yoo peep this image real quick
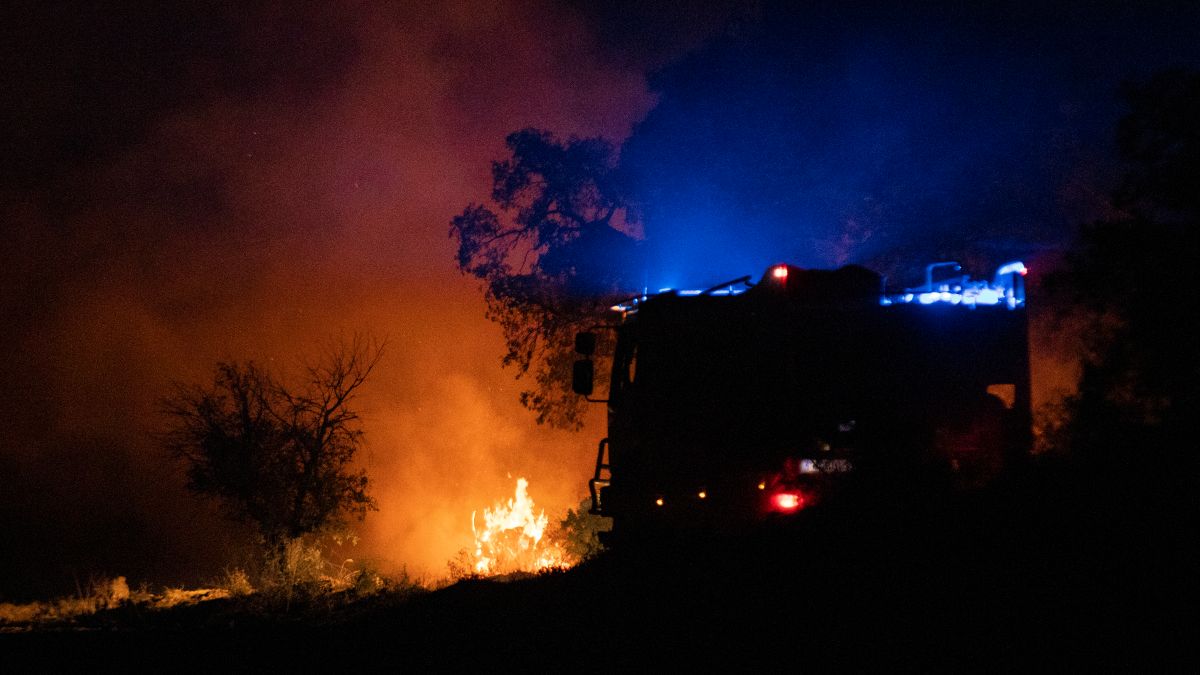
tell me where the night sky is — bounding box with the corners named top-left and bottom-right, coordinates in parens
top-left (2, 1), bottom-right (1197, 601)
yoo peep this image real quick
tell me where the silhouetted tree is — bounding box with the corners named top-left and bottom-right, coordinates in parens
top-left (451, 128), bottom-right (641, 428)
top-left (1050, 69), bottom-right (1199, 481)
top-left (162, 337), bottom-right (384, 557)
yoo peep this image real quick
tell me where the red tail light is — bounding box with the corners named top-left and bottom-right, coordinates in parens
top-left (770, 491), bottom-right (805, 513)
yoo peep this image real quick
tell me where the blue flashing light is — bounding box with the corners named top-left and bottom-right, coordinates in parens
top-left (614, 261), bottom-right (1025, 313)
top-left (976, 289), bottom-right (1000, 305)
top-left (610, 283), bottom-right (748, 313)
top-left (884, 261), bottom-right (1026, 309)
top-left (996, 261), bottom-right (1028, 277)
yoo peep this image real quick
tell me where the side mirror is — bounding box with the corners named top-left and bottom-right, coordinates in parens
top-left (575, 332), bottom-right (596, 356)
top-left (572, 359), bottom-right (594, 396)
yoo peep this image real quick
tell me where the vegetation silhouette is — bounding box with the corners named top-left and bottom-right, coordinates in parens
top-left (161, 336), bottom-right (385, 566)
top-left (1047, 68), bottom-right (1199, 489)
top-left (450, 128), bottom-right (642, 429)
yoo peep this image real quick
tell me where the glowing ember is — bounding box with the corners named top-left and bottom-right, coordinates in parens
top-left (469, 477), bottom-right (570, 576)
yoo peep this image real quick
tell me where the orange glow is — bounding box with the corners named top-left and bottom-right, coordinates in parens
top-left (698, 490), bottom-right (707, 499)
top-left (655, 497), bottom-right (664, 506)
top-left (757, 482), bottom-right (766, 490)
top-left (468, 477), bottom-right (570, 576)
top-left (0, 1), bottom-right (656, 593)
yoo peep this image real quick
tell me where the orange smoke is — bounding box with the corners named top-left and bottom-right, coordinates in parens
top-left (0, 1), bottom-right (652, 599)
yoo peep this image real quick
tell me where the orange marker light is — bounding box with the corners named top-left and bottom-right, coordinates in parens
top-left (655, 497), bottom-right (664, 506)
top-left (757, 482), bottom-right (766, 490)
top-left (698, 491), bottom-right (707, 499)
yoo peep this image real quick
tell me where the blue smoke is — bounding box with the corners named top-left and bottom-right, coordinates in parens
top-left (619, 2), bottom-right (1200, 289)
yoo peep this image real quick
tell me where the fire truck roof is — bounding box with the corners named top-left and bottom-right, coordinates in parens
top-left (611, 261), bottom-right (1027, 313)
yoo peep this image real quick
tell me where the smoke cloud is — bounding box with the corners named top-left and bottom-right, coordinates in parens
top-left (0, 1), bottom-right (664, 598)
top-left (5, 0), bottom-right (1196, 600)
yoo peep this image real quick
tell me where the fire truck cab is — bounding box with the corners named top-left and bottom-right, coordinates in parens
top-left (574, 262), bottom-right (1031, 542)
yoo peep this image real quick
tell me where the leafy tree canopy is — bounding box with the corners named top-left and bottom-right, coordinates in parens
top-left (451, 129), bottom-right (641, 428)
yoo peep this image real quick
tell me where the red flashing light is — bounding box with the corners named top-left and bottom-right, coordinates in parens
top-left (770, 491), bottom-right (805, 513)
top-left (772, 265), bottom-right (788, 281)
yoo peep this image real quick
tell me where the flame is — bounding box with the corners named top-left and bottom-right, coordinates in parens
top-left (468, 477), bottom-right (571, 576)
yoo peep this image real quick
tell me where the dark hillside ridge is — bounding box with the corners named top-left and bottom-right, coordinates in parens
top-left (4, 462), bottom-right (1193, 670)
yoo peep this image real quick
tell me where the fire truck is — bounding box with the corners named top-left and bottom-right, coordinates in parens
top-left (572, 261), bottom-right (1030, 542)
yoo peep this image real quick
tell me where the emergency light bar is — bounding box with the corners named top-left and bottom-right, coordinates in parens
top-left (611, 261), bottom-right (1027, 313)
top-left (882, 260), bottom-right (1026, 308)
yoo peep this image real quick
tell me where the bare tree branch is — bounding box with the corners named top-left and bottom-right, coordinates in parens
top-left (160, 336), bottom-right (386, 557)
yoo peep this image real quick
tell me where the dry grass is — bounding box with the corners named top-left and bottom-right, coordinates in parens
top-left (0, 575), bottom-right (233, 630)
top-left (0, 548), bottom-right (423, 632)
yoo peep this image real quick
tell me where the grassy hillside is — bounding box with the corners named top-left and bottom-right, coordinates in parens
top-left (2, 462), bottom-right (1193, 670)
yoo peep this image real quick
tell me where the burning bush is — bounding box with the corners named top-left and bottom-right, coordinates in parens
top-left (449, 478), bottom-right (608, 579)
